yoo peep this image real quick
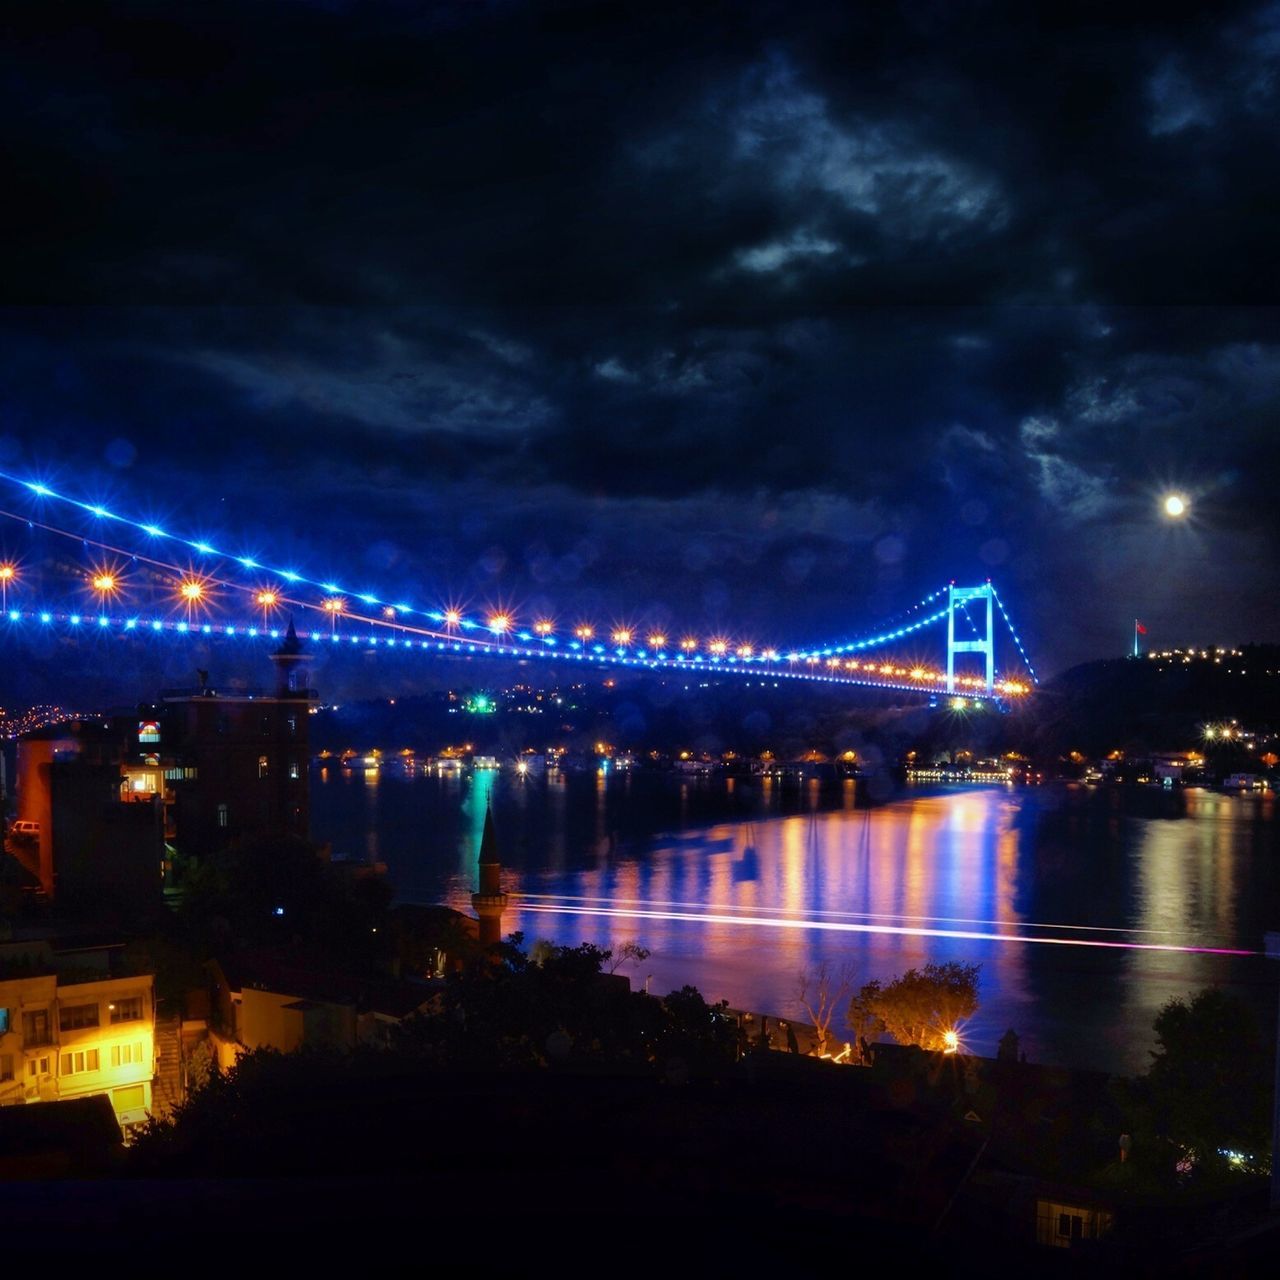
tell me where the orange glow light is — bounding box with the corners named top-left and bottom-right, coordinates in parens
top-left (0, 564), bottom-right (15, 581)
top-left (178, 579), bottom-right (205, 602)
top-left (612, 629), bottom-right (633, 646)
top-left (444, 608), bottom-right (462, 626)
top-left (647, 633), bottom-right (666, 649)
top-left (323, 596), bottom-right (345, 614)
top-left (575, 624), bottom-right (594, 641)
top-left (489, 613), bottom-right (511, 633)
top-left (534, 619), bottom-right (554, 635)
top-left (256, 589), bottom-right (279, 608)
top-left (92, 573), bottom-right (117, 593)
top-left (680, 637), bottom-right (697, 651)
top-left (709, 639), bottom-right (728, 656)
top-left (737, 645), bottom-right (753, 658)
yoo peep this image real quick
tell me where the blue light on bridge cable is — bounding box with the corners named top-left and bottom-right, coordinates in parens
top-left (143, 524), bottom-right (166, 537)
top-left (98, 616), bottom-right (109, 627)
top-left (69, 615), bottom-right (81, 625)
top-left (40, 612), bottom-right (52, 623)
top-left (7, 610), bottom-right (17, 622)
top-left (151, 620), bottom-right (162, 631)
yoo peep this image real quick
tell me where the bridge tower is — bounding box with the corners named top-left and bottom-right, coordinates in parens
top-left (946, 583), bottom-right (995, 695)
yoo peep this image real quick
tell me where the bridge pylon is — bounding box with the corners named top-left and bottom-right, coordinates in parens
top-left (946, 583), bottom-right (994, 695)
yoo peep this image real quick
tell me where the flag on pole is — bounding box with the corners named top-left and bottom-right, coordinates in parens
top-left (1135, 622), bottom-right (1147, 634)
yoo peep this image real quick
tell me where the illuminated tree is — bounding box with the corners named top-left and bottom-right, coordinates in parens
top-left (848, 962), bottom-right (980, 1053)
top-left (796, 960), bottom-right (855, 1057)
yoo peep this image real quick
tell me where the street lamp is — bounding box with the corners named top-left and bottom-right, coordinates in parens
top-left (0, 562), bottom-right (16, 612)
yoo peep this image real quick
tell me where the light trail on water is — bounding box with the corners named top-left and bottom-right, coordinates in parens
top-left (514, 899), bottom-right (1259, 956)
top-left (516, 891), bottom-right (1202, 937)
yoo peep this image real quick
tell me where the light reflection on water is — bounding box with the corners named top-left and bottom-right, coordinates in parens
top-left (312, 770), bottom-right (1277, 1073)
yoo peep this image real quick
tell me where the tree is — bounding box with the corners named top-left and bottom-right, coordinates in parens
top-left (606, 940), bottom-right (651, 975)
top-left (849, 962), bottom-right (980, 1052)
top-left (796, 960), bottom-right (855, 1057)
top-left (1145, 987), bottom-right (1272, 1177)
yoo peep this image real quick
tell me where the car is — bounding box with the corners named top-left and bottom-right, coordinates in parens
top-left (7, 820), bottom-right (40, 839)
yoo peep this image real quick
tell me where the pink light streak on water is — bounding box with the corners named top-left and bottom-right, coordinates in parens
top-left (517, 900), bottom-right (1258, 956)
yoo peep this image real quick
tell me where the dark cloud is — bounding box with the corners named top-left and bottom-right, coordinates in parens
top-left (2, 1), bottom-right (1279, 682)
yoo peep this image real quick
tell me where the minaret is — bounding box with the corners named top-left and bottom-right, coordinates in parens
top-left (269, 618), bottom-right (313, 696)
top-left (471, 805), bottom-right (509, 948)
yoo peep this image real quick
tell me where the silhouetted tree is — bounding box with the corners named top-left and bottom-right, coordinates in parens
top-left (1145, 988), bottom-right (1272, 1178)
top-left (796, 960), bottom-right (854, 1057)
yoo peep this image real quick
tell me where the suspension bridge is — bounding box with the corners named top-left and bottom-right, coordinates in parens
top-left (0, 469), bottom-right (1037, 702)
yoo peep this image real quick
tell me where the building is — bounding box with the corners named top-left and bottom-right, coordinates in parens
top-left (4, 624), bottom-right (318, 899)
top-left (0, 940), bottom-right (157, 1131)
top-left (156, 622), bottom-right (317, 858)
top-left (206, 950), bottom-right (434, 1069)
top-left (8, 721), bottom-right (165, 907)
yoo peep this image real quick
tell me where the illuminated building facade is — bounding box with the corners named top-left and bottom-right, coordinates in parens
top-left (0, 942), bottom-right (156, 1130)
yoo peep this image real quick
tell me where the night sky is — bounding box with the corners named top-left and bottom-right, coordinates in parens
top-left (3, 1), bottom-right (1280, 681)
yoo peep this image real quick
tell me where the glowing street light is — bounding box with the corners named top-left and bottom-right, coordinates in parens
top-left (256, 589), bottom-right (280, 627)
top-left (1163, 493), bottom-right (1189, 518)
top-left (611, 628), bottom-right (633, 647)
top-left (647, 632), bottom-right (667, 650)
top-left (444, 608), bottom-right (462, 628)
top-left (534, 619), bottom-right (554, 636)
top-left (942, 1029), bottom-right (960, 1054)
top-left (488, 612), bottom-right (511, 635)
top-left (709, 639), bottom-right (728, 657)
top-left (91, 570), bottom-right (119, 603)
top-left (574, 624), bottom-right (594, 642)
top-left (0, 562), bottom-right (16, 611)
top-left (322, 596), bottom-right (346, 635)
top-left (680, 637), bottom-right (697, 652)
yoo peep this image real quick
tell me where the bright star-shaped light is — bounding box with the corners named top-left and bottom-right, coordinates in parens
top-left (1163, 493), bottom-right (1188, 518)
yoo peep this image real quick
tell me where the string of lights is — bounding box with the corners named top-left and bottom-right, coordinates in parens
top-left (0, 470), bottom-right (1035, 691)
top-left (0, 604), bottom-right (1020, 697)
top-left (990, 583), bottom-right (1039, 685)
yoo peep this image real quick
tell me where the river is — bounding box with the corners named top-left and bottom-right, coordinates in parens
top-left (311, 765), bottom-right (1279, 1074)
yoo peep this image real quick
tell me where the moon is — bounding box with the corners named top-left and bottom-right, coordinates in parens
top-left (1163, 493), bottom-right (1188, 518)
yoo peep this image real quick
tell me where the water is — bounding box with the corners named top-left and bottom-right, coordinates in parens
top-left (312, 765), bottom-right (1279, 1073)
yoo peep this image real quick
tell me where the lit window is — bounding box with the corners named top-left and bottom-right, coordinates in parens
top-left (138, 720), bottom-right (161, 744)
top-left (258, 755), bottom-right (269, 779)
top-left (109, 996), bottom-right (144, 1024)
top-left (59, 1049), bottom-right (100, 1076)
top-left (288, 760), bottom-right (300, 780)
top-left (58, 1003), bottom-right (100, 1031)
top-left (0, 1007), bottom-right (8, 1035)
top-left (0, 1054), bottom-right (13, 1082)
top-left (286, 715), bottom-right (298, 737)
top-left (216, 803), bottom-right (229, 828)
top-left (111, 1043), bottom-right (145, 1067)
